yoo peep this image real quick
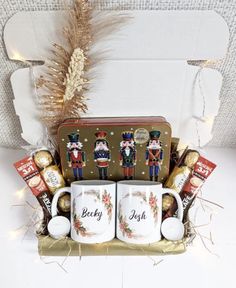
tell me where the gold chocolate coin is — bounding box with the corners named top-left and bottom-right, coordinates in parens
top-left (34, 150), bottom-right (53, 168)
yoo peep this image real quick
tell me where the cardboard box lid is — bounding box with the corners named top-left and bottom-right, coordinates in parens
top-left (5, 10), bottom-right (229, 147)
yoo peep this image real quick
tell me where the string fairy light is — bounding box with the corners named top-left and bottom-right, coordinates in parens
top-left (10, 190), bottom-right (44, 241)
top-left (184, 189), bottom-right (224, 257)
top-left (9, 51), bottom-right (71, 268)
top-left (191, 59), bottom-right (219, 148)
top-left (11, 186), bottom-right (73, 271)
top-left (179, 66), bottom-right (224, 255)
top-left (11, 49), bottom-right (57, 150)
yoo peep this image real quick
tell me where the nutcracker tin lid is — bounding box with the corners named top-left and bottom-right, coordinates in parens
top-left (58, 117), bottom-right (171, 184)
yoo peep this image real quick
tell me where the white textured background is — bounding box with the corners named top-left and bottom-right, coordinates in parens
top-left (0, 0), bottom-right (236, 148)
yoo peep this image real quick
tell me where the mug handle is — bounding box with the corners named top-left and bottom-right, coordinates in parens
top-left (161, 189), bottom-right (183, 221)
top-left (51, 187), bottom-right (71, 217)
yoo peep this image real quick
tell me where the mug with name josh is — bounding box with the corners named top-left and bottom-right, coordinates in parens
top-left (51, 180), bottom-right (116, 243)
top-left (116, 180), bottom-right (183, 244)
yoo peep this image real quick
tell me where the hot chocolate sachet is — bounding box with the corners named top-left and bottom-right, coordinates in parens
top-left (14, 156), bottom-right (53, 234)
top-left (164, 155), bottom-right (216, 220)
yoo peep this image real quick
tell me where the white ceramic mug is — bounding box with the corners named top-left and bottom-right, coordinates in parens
top-left (116, 180), bottom-right (183, 244)
top-left (51, 180), bottom-right (116, 243)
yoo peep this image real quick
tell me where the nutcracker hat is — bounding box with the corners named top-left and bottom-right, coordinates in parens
top-left (95, 131), bottom-right (107, 139)
top-left (68, 133), bottom-right (80, 143)
top-left (122, 131), bottom-right (134, 140)
top-left (149, 130), bottom-right (161, 140)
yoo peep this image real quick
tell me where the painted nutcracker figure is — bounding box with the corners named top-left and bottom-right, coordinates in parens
top-left (66, 133), bottom-right (86, 181)
top-left (119, 131), bottom-right (136, 180)
top-left (94, 131), bottom-right (111, 180)
top-left (145, 131), bottom-right (163, 181)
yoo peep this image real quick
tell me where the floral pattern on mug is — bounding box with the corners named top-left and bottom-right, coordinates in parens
top-left (149, 192), bottom-right (158, 222)
top-left (118, 214), bottom-right (133, 238)
top-left (102, 190), bottom-right (113, 221)
top-left (73, 215), bottom-right (97, 237)
top-left (80, 190), bottom-right (100, 200)
top-left (72, 199), bottom-right (96, 237)
top-left (118, 192), bottom-right (158, 240)
top-left (132, 191), bottom-right (147, 202)
top-left (73, 215), bottom-right (86, 236)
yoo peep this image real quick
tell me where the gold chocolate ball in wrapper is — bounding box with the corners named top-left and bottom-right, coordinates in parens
top-left (41, 165), bottom-right (65, 194)
top-left (58, 194), bottom-right (71, 213)
top-left (184, 151), bottom-right (200, 168)
top-left (162, 194), bottom-right (175, 211)
top-left (34, 150), bottom-right (53, 168)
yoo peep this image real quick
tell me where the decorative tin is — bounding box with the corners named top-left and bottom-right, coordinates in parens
top-left (58, 117), bottom-right (171, 184)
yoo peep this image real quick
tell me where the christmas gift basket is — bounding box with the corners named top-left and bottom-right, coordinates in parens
top-left (14, 119), bottom-right (215, 256)
top-left (8, 0), bottom-right (224, 257)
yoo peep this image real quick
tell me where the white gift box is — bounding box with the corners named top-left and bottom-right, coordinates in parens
top-left (4, 10), bottom-right (229, 146)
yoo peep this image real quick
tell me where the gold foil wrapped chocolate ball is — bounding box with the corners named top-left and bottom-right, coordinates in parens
top-left (41, 165), bottom-right (65, 194)
top-left (34, 150), bottom-right (53, 169)
top-left (58, 194), bottom-right (71, 213)
top-left (184, 151), bottom-right (200, 168)
top-left (162, 194), bottom-right (175, 211)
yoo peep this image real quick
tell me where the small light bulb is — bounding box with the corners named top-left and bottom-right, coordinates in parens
top-left (15, 186), bottom-right (27, 200)
top-left (12, 51), bottom-right (25, 61)
top-left (9, 229), bottom-right (22, 240)
top-left (203, 116), bottom-right (214, 126)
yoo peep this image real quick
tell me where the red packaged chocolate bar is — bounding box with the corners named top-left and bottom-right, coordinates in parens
top-left (14, 157), bottom-right (53, 233)
top-left (164, 156), bottom-right (216, 219)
